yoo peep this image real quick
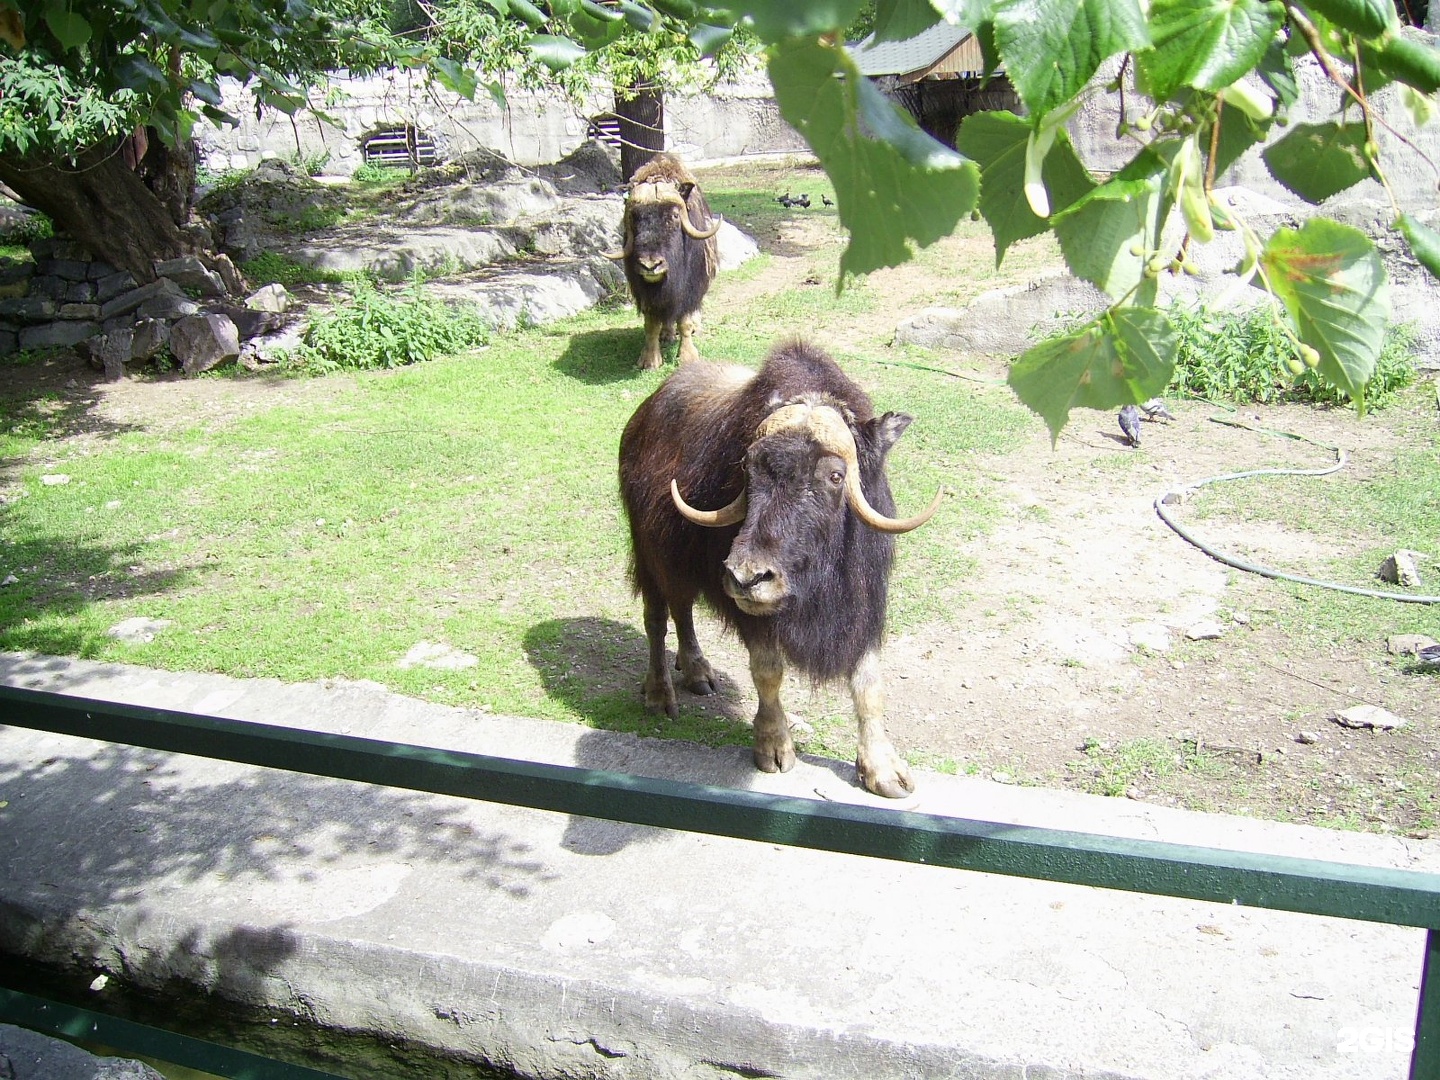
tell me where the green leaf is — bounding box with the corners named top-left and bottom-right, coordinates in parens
top-left (529, 34), bottom-right (588, 72)
top-left (689, 23), bottom-right (733, 55)
top-left (769, 38), bottom-right (979, 281)
top-left (1261, 122), bottom-right (1370, 204)
top-left (1371, 32), bottom-right (1440, 95)
top-left (1303, 0), bottom-right (1395, 38)
top-left (992, 0), bottom-right (1149, 117)
top-left (727, 0), bottom-right (869, 41)
top-left (957, 109), bottom-right (1096, 266)
top-left (1052, 176), bottom-right (1164, 301)
top-left (115, 55), bottom-right (169, 93)
top-left (43, 4), bottom-right (91, 49)
top-left (1261, 218), bottom-right (1389, 413)
top-left (651, 0), bottom-right (698, 18)
top-left (615, 0), bottom-right (655, 31)
top-left (432, 57), bottom-right (478, 101)
top-left (506, 0), bottom-right (548, 28)
top-left (1137, 0), bottom-right (1284, 101)
top-left (1007, 308), bottom-right (1177, 444)
top-left (871, 0), bottom-right (948, 43)
top-left (1398, 214), bottom-right (1440, 284)
top-left (187, 79), bottom-right (225, 107)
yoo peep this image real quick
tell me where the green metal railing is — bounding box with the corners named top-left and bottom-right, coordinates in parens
top-left (3, 683), bottom-right (1439, 1079)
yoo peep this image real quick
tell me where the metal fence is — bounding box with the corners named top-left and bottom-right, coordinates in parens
top-left (2, 683), bottom-right (1438, 1079)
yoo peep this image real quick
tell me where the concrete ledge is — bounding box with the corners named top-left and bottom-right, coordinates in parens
top-left (0, 652), bottom-right (1431, 1079)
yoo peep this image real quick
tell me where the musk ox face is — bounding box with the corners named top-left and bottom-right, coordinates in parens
top-left (673, 401), bottom-right (941, 617)
top-left (629, 187), bottom-right (693, 285)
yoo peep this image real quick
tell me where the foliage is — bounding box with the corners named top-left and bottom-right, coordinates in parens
top-left (194, 166), bottom-right (254, 195)
top-left (239, 251), bottom-right (351, 287)
top-left (529, 0), bottom-right (1440, 437)
top-left (0, 207), bottom-right (51, 245)
top-left (351, 162), bottom-right (412, 185)
top-left (1168, 304), bottom-right (1417, 407)
top-left (284, 273), bottom-right (489, 371)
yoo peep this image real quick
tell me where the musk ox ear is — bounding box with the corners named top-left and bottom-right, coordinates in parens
top-left (678, 181), bottom-right (696, 200)
top-left (867, 411), bottom-right (914, 456)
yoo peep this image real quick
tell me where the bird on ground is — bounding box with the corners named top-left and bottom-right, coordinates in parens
top-left (821, 194), bottom-right (834, 207)
top-left (794, 193), bottom-right (811, 208)
top-left (1140, 398), bottom-right (1175, 421)
top-left (776, 192), bottom-right (793, 207)
top-left (1118, 405), bottom-right (1143, 447)
top-left (1418, 644), bottom-right (1440, 666)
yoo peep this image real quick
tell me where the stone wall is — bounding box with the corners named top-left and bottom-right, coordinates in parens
top-left (193, 69), bottom-right (809, 178)
top-left (0, 239), bottom-right (285, 370)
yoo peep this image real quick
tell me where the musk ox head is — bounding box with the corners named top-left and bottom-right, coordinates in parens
top-left (604, 178), bottom-right (720, 283)
top-left (671, 399), bottom-right (941, 616)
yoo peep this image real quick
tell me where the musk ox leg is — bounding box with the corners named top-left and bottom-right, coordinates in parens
top-left (850, 648), bottom-right (914, 798)
top-left (670, 601), bottom-right (716, 696)
top-left (642, 593), bottom-right (679, 719)
top-left (638, 313), bottom-right (665, 370)
top-left (677, 311), bottom-right (701, 365)
top-left (748, 638), bottom-right (795, 774)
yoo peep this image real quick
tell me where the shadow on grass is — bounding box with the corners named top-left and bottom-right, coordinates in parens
top-left (551, 325), bottom-right (656, 385)
top-left (0, 350), bottom-right (146, 462)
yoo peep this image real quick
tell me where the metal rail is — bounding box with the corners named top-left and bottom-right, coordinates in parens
top-left (2, 683), bottom-right (1438, 1079)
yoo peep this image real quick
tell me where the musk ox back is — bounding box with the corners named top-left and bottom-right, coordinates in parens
top-left (605, 153), bottom-right (720, 369)
top-left (618, 340), bottom-right (942, 797)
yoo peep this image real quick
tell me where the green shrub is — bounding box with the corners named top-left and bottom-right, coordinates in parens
top-left (195, 167), bottom-right (253, 195)
top-left (286, 274), bottom-right (489, 372)
top-left (292, 149), bottom-right (332, 176)
top-left (0, 211), bottom-right (53, 246)
top-left (351, 163), bottom-right (411, 186)
top-left (240, 252), bottom-right (351, 288)
top-left (1167, 304), bottom-right (1416, 408)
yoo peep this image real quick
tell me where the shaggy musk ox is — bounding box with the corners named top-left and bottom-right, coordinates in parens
top-left (605, 153), bottom-right (720, 370)
top-left (618, 341), bottom-right (942, 797)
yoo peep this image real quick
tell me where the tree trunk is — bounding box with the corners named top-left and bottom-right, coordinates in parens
top-left (0, 138), bottom-right (189, 284)
top-left (615, 81), bottom-right (665, 181)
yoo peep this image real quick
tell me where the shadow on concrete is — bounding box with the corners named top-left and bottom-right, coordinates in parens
top-left (0, 735), bottom-right (559, 915)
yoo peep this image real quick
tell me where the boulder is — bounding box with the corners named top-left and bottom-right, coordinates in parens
top-left (171, 313), bottom-right (240, 375)
top-left (154, 254), bottom-right (226, 297)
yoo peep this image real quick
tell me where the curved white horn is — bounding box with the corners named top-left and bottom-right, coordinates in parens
top-left (671, 479), bottom-right (747, 527)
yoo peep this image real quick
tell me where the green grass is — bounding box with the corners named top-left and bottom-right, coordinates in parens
top-left (240, 252), bottom-right (355, 289)
top-left (1068, 737), bottom-right (1225, 798)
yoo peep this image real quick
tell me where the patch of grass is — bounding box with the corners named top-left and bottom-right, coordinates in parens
top-left (351, 163), bottom-right (413, 187)
top-left (240, 252), bottom-right (353, 288)
top-left (1168, 303), bottom-right (1417, 408)
top-left (195, 167), bottom-right (254, 195)
top-left (1068, 736), bottom-right (1222, 797)
top-left (273, 204), bottom-right (348, 235)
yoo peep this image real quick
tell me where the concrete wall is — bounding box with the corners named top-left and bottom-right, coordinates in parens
top-left (194, 69), bottom-right (809, 176)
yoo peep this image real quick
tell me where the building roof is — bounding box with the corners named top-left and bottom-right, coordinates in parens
top-left (850, 21), bottom-right (977, 78)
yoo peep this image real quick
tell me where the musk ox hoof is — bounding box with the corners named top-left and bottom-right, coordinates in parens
top-left (857, 755), bottom-right (915, 799)
top-left (753, 735), bottom-right (796, 774)
top-left (643, 672), bottom-right (679, 719)
top-left (675, 655), bottom-right (717, 696)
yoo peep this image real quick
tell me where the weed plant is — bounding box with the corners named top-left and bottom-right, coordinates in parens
top-left (285, 274), bottom-right (489, 372)
top-left (1167, 303), bottom-right (1416, 407)
top-left (240, 252), bottom-right (352, 288)
top-left (351, 163), bottom-right (412, 186)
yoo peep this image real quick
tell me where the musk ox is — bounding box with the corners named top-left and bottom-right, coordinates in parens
top-left (605, 153), bottom-right (720, 370)
top-left (618, 340), bottom-right (942, 797)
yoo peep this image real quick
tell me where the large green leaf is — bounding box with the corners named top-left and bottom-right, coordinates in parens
top-left (1261, 219), bottom-right (1388, 413)
top-left (771, 38), bottom-right (980, 280)
top-left (528, 33), bottom-right (588, 72)
top-left (722, 0), bottom-right (868, 41)
top-left (1261, 122), bottom-right (1371, 204)
top-left (956, 109), bottom-right (1096, 266)
top-left (871, 0), bottom-right (948, 43)
top-left (43, 2), bottom-right (91, 48)
top-left (1007, 308), bottom-right (1178, 443)
top-left (1137, 0), bottom-right (1284, 101)
top-left (992, 0), bottom-right (1149, 117)
top-left (1052, 176), bottom-right (1164, 301)
top-left (1303, 0), bottom-right (1395, 38)
top-left (1371, 32), bottom-right (1440, 95)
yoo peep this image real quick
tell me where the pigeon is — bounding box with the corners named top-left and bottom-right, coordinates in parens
top-left (1140, 398), bottom-right (1175, 421)
top-left (776, 192), bottom-right (794, 207)
top-left (794, 193), bottom-right (811, 208)
top-left (821, 194), bottom-right (834, 207)
top-left (1118, 404), bottom-right (1143, 447)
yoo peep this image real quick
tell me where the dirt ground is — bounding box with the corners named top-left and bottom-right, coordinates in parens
top-left (6, 172), bottom-right (1439, 838)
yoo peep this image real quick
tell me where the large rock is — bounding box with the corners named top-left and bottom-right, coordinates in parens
top-left (19, 320), bottom-right (100, 350)
top-left (171, 313), bottom-right (240, 375)
top-left (0, 1024), bottom-right (164, 1080)
top-left (894, 271), bottom-right (1110, 357)
top-left (154, 254), bottom-right (226, 297)
top-left (99, 279), bottom-right (187, 321)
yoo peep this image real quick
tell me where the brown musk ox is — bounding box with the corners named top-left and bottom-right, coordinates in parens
top-left (618, 340), bottom-right (943, 798)
top-left (604, 153), bottom-right (720, 370)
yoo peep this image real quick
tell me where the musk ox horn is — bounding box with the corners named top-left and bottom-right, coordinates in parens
top-left (602, 231), bottom-right (632, 261)
top-left (757, 403), bottom-right (942, 535)
top-left (671, 479), bottom-right (747, 527)
top-left (650, 187), bottom-right (722, 241)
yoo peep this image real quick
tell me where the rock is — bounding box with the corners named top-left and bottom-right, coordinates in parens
top-left (130, 318), bottom-right (170, 361)
top-left (136, 293), bottom-right (201, 321)
top-left (396, 641), bottom-right (479, 670)
top-left (1, 574), bottom-right (17, 586)
top-left (1377, 550), bottom-right (1425, 587)
top-left (100, 278), bottom-right (188, 320)
top-left (19, 319), bottom-right (101, 350)
top-left (94, 270), bottom-right (139, 303)
top-left (154, 254), bottom-right (226, 297)
top-left (1127, 622), bottom-right (1172, 652)
top-left (0, 296), bottom-right (60, 322)
top-left (106, 616), bottom-right (172, 644)
top-left (246, 282), bottom-right (292, 313)
top-left (1333, 704), bottom-right (1407, 731)
top-left (716, 220), bottom-right (760, 271)
top-left (100, 328), bottom-right (133, 381)
top-left (171, 313), bottom-right (240, 375)
top-left (1185, 620), bottom-right (1226, 641)
top-left (1388, 633), bottom-right (1438, 657)
top-left (41, 474), bottom-right (70, 486)
top-left (893, 271), bottom-right (1110, 355)
top-left (1295, 731), bottom-right (1320, 745)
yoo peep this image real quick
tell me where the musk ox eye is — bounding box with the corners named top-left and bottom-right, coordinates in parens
top-left (828, 470), bottom-right (843, 486)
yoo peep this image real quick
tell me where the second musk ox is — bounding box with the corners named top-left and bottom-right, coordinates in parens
top-left (618, 340), bottom-right (942, 797)
top-left (605, 153), bottom-right (720, 370)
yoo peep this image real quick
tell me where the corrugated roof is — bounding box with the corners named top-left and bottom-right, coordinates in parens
top-left (849, 21), bottom-right (975, 78)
